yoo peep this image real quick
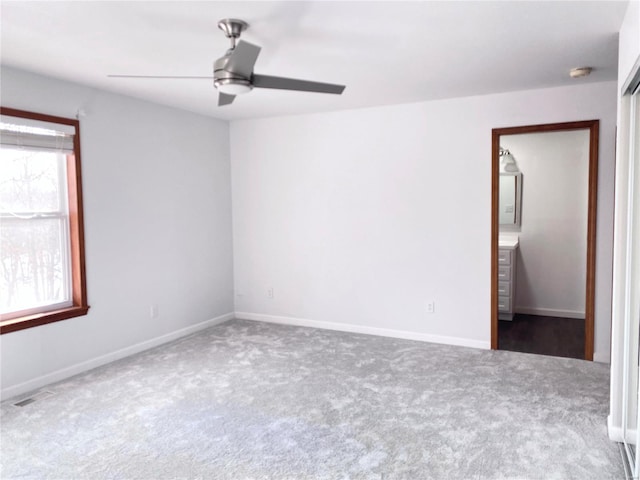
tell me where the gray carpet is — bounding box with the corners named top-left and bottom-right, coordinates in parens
top-left (0, 319), bottom-right (623, 479)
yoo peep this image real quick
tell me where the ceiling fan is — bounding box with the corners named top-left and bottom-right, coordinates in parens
top-left (109, 18), bottom-right (346, 107)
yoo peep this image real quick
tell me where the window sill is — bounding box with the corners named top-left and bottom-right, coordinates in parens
top-left (0, 305), bottom-right (90, 334)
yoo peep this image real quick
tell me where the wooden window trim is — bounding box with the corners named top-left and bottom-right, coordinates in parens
top-left (0, 107), bottom-right (89, 334)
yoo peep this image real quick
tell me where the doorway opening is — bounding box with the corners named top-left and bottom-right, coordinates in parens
top-left (491, 120), bottom-right (599, 360)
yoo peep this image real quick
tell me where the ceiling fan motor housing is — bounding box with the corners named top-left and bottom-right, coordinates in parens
top-left (213, 55), bottom-right (253, 93)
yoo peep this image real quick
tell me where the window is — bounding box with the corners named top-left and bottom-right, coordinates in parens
top-left (0, 107), bottom-right (88, 334)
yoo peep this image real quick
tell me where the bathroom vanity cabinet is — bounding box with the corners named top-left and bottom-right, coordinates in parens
top-left (498, 239), bottom-right (518, 321)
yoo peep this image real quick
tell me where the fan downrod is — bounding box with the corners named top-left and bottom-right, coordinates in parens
top-left (218, 19), bottom-right (248, 48)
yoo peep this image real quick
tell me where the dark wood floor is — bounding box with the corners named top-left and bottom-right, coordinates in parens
top-left (498, 314), bottom-right (585, 360)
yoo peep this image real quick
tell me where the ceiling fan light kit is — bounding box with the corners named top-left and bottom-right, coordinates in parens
top-left (109, 18), bottom-right (345, 108)
top-left (215, 79), bottom-right (253, 95)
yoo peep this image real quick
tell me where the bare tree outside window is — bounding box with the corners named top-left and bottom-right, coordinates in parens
top-left (0, 148), bottom-right (70, 313)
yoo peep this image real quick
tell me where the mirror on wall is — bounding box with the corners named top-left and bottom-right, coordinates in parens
top-left (499, 172), bottom-right (522, 227)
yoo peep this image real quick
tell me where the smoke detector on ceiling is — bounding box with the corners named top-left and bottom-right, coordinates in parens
top-left (570, 67), bottom-right (593, 79)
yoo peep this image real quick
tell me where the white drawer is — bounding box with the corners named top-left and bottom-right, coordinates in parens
top-left (498, 250), bottom-right (512, 266)
top-left (497, 281), bottom-right (511, 296)
top-left (498, 296), bottom-right (511, 312)
top-left (498, 265), bottom-right (511, 281)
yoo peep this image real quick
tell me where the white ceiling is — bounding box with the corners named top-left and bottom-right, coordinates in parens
top-left (0, 1), bottom-right (628, 121)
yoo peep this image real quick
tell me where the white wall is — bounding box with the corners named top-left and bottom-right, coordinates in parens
top-left (501, 130), bottom-right (590, 318)
top-left (0, 67), bottom-right (235, 399)
top-left (0, 72), bottom-right (618, 401)
top-left (231, 81), bottom-right (617, 361)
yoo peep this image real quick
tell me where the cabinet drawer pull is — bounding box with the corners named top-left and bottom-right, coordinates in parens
top-left (498, 250), bottom-right (512, 265)
top-left (498, 266), bottom-right (511, 281)
top-left (498, 296), bottom-right (511, 312)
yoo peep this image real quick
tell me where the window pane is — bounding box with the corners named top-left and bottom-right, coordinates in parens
top-left (0, 217), bottom-right (70, 314)
top-left (0, 148), bottom-right (67, 213)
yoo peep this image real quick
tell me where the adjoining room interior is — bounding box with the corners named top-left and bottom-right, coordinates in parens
top-left (1, 1), bottom-right (639, 478)
top-left (492, 121), bottom-right (599, 361)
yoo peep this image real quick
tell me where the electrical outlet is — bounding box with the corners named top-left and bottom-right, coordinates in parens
top-left (268, 287), bottom-right (274, 299)
top-left (426, 301), bottom-right (435, 314)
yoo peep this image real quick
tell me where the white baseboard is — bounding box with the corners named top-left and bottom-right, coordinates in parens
top-left (235, 312), bottom-right (490, 350)
top-left (608, 414), bottom-right (637, 443)
top-left (1, 312), bottom-right (235, 401)
top-left (593, 351), bottom-right (611, 364)
top-left (514, 307), bottom-right (585, 319)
